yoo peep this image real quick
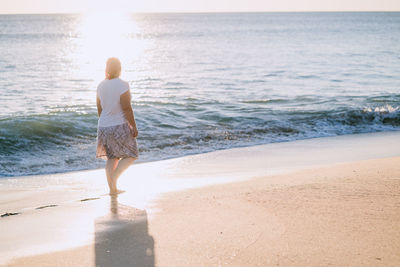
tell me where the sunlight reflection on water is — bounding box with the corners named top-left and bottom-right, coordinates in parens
top-left (69, 12), bottom-right (151, 85)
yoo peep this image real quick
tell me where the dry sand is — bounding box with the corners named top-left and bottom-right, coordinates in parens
top-left (149, 157), bottom-right (400, 266)
top-left (1, 132), bottom-right (400, 266)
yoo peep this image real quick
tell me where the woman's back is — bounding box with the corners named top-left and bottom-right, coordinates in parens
top-left (96, 57), bottom-right (138, 195)
top-left (97, 78), bottom-right (129, 127)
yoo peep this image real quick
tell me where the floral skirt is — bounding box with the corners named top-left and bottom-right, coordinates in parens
top-left (96, 123), bottom-right (139, 160)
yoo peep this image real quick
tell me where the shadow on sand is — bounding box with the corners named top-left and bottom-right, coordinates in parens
top-left (95, 195), bottom-right (155, 267)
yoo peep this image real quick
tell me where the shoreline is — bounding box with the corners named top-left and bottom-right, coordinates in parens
top-left (2, 129), bottom-right (400, 180)
top-left (1, 130), bottom-right (399, 216)
top-left (1, 131), bottom-right (399, 266)
top-left (1, 130), bottom-right (399, 213)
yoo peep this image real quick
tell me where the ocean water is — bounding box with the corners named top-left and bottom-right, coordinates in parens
top-left (0, 12), bottom-right (399, 177)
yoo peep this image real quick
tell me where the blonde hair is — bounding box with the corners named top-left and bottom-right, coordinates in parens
top-left (105, 57), bottom-right (121, 79)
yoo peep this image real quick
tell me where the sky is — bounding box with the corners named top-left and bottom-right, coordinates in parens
top-left (0, 0), bottom-right (399, 14)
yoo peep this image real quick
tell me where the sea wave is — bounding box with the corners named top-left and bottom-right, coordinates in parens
top-left (0, 112), bottom-right (96, 155)
top-left (0, 105), bottom-right (399, 177)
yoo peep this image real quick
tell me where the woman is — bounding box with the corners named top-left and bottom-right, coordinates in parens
top-left (96, 57), bottom-right (139, 195)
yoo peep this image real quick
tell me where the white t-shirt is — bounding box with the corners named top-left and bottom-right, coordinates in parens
top-left (97, 78), bottom-right (130, 127)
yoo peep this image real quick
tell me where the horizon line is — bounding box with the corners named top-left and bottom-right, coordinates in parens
top-left (1, 10), bottom-right (400, 15)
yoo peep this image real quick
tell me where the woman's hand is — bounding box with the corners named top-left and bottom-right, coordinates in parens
top-left (131, 127), bottom-right (139, 138)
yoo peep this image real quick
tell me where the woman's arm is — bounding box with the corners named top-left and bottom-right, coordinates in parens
top-left (96, 95), bottom-right (102, 117)
top-left (120, 90), bottom-right (138, 137)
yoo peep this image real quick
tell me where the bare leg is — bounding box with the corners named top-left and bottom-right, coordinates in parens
top-left (105, 158), bottom-right (119, 193)
top-left (113, 157), bottom-right (136, 183)
top-left (106, 157), bottom-right (136, 195)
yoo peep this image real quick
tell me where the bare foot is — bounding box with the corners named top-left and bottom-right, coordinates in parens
top-left (109, 189), bottom-right (125, 196)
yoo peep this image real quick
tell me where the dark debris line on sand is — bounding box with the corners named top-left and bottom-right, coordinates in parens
top-left (1, 196), bottom-right (103, 218)
top-left (35, 204), bottom-right (58, 210)
top-left (1, 212), bottom-right (20, 217)
top-left (80, 197), bottom-right (101, 202)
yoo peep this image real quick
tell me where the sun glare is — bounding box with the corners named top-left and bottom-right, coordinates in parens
top-left (79, 12), bottom-right (141, 59)
top-left (73, 11), bottom-right (148, 81)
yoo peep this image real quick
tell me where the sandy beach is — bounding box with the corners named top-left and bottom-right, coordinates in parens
top-left (1, 9), bottom-right (400, 267)
top-left (1, 131), bottom-right (400, 266)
